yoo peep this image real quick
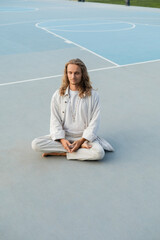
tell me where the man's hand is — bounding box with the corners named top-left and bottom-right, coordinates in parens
top-left (60, 139), bottom-right (72, 153)
top-left (81, 141), bottom-right (92, 149)
top-left (70, 138), bottom-right (91, 153)
top-left (60, 138), bottom-right (92, 153)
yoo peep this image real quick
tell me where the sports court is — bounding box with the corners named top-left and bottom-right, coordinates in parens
top-left (0, 0), bottom-right (160, 239)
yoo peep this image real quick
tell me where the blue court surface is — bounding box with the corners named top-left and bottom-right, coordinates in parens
top-left (0, 1), bottom-right (160, 240)
top-left (37, 17), bottom-right (160, 65)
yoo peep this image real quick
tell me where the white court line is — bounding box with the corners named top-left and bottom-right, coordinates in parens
top-left (133, 22), bottom-right (160, 27)
top-left (0, 21), bottom-right (38, 27)
top-left (0, 74), bottom-right (62, 87)
top-left (1, 18), bottom-right (159, 87)
top-left (0, 16), bottom-right (159, 27)
top-left (1, 59), bottom-right (160, 87)
top-left (47, 21), bottom-right (126, 28)
top-left (35, 21), bottom-right (119, 67)
top-left (47, 21), bottom-right (136, 33)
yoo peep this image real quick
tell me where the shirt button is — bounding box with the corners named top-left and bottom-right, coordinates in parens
top-left (62, 111), bottom-right (64, 113)
top-left (65, 101), bottom-right (67, 103)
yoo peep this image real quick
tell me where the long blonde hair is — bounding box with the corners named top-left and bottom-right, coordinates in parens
top-left (59, 59), bottom-right (92, 98)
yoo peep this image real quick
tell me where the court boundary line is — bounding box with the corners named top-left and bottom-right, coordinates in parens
top-left (1, 17), bottom-right (160, 87)
top-left (35, 21), bottom-right (119, 67)
top-left (47, 21), bottom-right (136, 33)
top-left (0, 59), bottom-right (160, 87)
top-left (35, 18), bottom-right (159, 66)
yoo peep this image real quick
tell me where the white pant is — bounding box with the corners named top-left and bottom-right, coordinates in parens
top-left (32, 135), bottom-right (105, 161)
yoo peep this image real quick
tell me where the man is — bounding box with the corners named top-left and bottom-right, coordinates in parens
top-left (32, 59), bottom-right (113, 160)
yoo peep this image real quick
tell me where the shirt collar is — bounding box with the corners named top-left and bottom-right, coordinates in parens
top-left (64, 87), bottom-right (70, 96)
top-left (64, 87), bottom-right (86, 98)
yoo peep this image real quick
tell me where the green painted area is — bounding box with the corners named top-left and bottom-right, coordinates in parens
top-left (86, 0), bottom-right (160, 8)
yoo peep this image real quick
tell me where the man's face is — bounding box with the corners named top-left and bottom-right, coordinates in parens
top-left (67, 64), bottom-right (82, 90)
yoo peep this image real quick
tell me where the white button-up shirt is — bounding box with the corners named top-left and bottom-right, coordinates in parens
top-left (50, 87), bottom-right (114, 151)
top-left (63, 89), bottom-right (88, 136)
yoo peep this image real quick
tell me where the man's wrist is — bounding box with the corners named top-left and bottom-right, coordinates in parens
top-left (79, 138), bottom-right (86, 145)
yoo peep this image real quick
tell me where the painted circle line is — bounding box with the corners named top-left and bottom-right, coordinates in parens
top-left (40, 21), bottom-right (136, 32)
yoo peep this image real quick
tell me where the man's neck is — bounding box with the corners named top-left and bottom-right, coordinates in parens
top-left (69, 85), bottom-right (79, 91)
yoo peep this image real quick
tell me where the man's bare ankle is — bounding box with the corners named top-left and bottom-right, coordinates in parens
top-left (42, 152), bottom-right (66, 157)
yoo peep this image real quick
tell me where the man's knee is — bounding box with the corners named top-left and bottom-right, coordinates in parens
top-left (90, 143), bottom-right (105, 160)
top-left (31, 138), bottom-right (41, 152)
top-left (95, 148), bottom-right (105, 160)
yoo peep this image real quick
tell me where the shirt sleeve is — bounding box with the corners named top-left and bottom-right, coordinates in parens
top-left (50, 91), bottom-right (65, 141)
top-left (82, 91), bottom-right (100, 142)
